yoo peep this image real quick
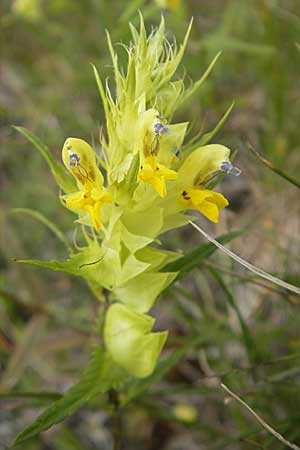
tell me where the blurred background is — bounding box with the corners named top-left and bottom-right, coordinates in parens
top-left (1, 0), bottom-right (300, 449)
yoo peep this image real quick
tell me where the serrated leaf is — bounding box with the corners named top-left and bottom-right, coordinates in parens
top-left (13, 254), bottom-right (100, 298)
top-left (14, 126), bottom-right (76, 193)
top-left (13, 347), bottom-right (126, 446)
top-left (14, 257), bottom-right (82, 276)
top-left (160, 230), bottom-right (243, 275)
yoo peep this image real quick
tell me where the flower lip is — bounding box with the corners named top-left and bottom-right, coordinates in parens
top-left (179, 188), bottom-right (229, 223)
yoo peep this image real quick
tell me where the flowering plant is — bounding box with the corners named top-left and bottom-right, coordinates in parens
top-left (13, 16), bottom-right (239, 445)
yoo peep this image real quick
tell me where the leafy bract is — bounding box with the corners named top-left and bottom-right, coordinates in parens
top-left (104, 303), bottom-right (167, 378)
top-left (122, 335), bottom-right (206, 405)
top-left (114, 271), bottom-right (177, 313)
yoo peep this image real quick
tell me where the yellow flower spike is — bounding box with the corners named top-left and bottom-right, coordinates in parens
top-left (62, 137), bottom-right (104, 189)
top-left (180, 188), bottom-right (228, 223)
top-left (139, 155), bottom-right (178, 197)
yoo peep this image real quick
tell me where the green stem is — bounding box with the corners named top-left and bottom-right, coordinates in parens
top-left (109, 389), bottom-right (123, 450)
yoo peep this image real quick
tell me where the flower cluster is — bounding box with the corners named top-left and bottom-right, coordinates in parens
top-left (59, 17), bottom-right (239, 377)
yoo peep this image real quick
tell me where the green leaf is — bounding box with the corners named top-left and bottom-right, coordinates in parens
top-left (92, 64), bottom-right (110, 120)
top-left (13, 347), bottom-right (125, 446)
top-left (13, 252), bottom-right (102, 298)
top-left (10, 208), bottom-right (72, 252)
top-left (182, 102), bottom-right (235, 157)
top-left (13, 257), bottom-right (82, 276)
top-left (160, 230), bottom-right (243, 276)
top-left (14, 126), bottom-right (76, 193)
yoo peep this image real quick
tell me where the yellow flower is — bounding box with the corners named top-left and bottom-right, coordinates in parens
top-left (139, 155), bottom-right (178, 197)
top-left (61, 138), bottom-right (111, 230)
top-left (180, 188), bottom-right (228, 223)
top-left (64, 185), bottom-right (112, 231)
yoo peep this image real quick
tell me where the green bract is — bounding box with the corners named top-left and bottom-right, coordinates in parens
top-left (104, 303), bottom-right (167, 378)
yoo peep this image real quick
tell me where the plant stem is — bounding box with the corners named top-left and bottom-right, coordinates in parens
top-left (109, 389), bottom-right (123, 450)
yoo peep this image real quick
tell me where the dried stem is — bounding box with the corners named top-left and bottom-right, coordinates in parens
top-left (221, 383), bottom-right (300, 450)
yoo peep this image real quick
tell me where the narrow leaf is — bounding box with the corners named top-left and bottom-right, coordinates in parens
top-left (13, 258), bottom-right (82, 276)
top-left (10, 208), bottom-right (72, 252)
top-left (13, 347), bottom-right (125, 445)
top-left (14, 127), bottom-right (75, 193)
top-left (179, 51), bottom-right (221, 108)
top-left (92, 64), bottom-right (109, 118)
top-left (198, 102), bottom-right (235, 146)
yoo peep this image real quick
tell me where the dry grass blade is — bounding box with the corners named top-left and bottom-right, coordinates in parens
top-left (0, 316), bottom-right (46, 390)
top-left (248, 143), bottom-right (300, 188)
top-left (221, 383), bottom-right (300, 450)
top-left (189, 221), bottom-right (300, 296)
